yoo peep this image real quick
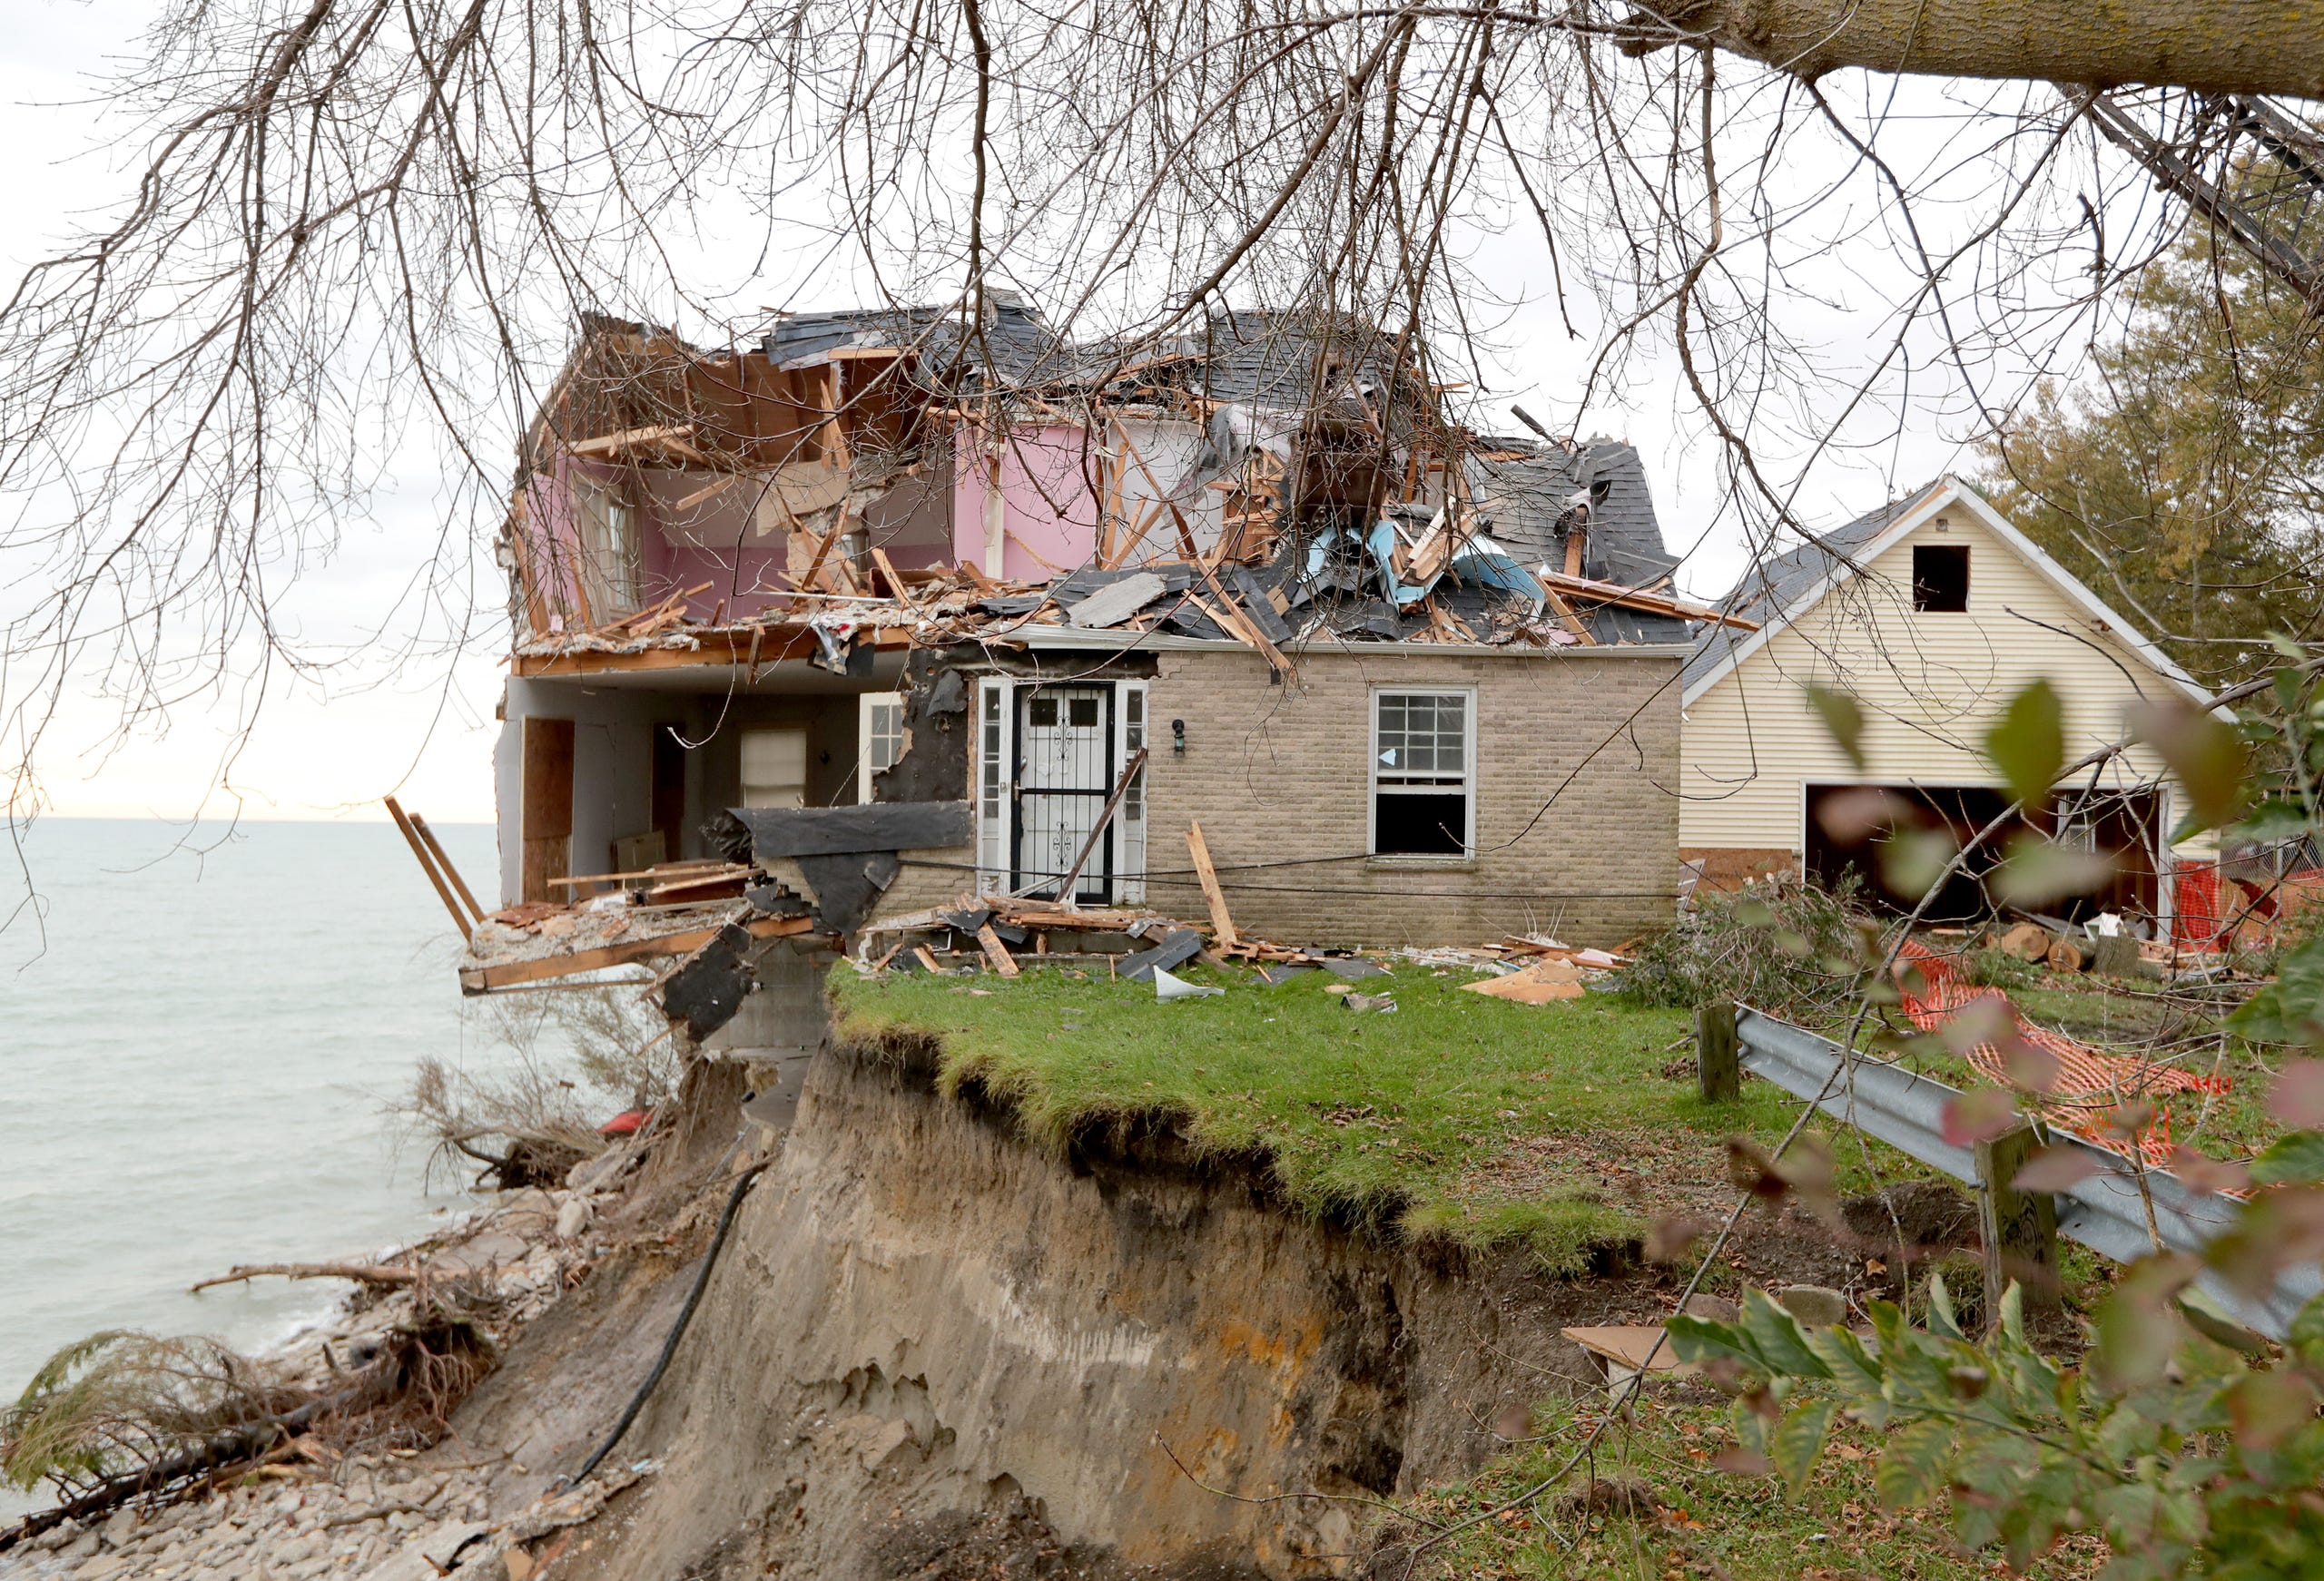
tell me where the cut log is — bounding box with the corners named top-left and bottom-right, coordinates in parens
top-left (2045, 938), bottom-right (2086, 973)
top-left (1997, 921), bottom-right (2053, 962)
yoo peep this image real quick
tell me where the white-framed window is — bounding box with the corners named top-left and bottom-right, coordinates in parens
top-left (572, 476), bottom-right (641, 617)
top-left (740, 725), bottom-right (808, 809)
top-left (859, 693), bottom-right (905, 802)
top-left (1116, 680), bottom-right (1148, 902)
top-left (975, 679), bottom-right (1013, 891)
top-left (1370, 688), bottom-right (1475, 858)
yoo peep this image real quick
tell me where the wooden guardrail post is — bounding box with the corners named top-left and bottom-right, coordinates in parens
top-left (1695, 998), bottom-right (1739, 1105)
top-left (1975, 1122), bottom-right (2059, 1321)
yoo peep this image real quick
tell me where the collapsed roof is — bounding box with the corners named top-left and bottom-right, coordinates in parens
top-left (509, 306), bottom-right (1758, 670)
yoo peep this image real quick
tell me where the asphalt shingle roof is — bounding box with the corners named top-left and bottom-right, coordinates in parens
top-left (1464, 438), bottom-right (1689, 644)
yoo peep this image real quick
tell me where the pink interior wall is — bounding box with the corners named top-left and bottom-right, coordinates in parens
top-left (517, 457), bottom-right (590, 631)
top-left (950, 424), bottom-right (1104, 579)
top-left (644, 538), bottom-right (794, 621)
top-left (519, 419), bottom-right (1107, 625)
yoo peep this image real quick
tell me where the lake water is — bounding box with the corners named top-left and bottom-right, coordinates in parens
top-left (1, 819), bottom-right (525, 1498)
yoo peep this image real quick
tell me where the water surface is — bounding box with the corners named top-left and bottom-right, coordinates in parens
top-left (2, 819), bottom-right (519, 1458)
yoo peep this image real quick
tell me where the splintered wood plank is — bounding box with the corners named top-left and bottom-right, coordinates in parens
top-left (458, 913), bottom-right (816, 992)
top-left (912, 945), bottom-right (944, 975)
top-left (1539, 586), bottom-right (1598, 644)
top-left (385, 796), bottom-right (473, 940)
top-left (975, 923), bottom-right (1021, 977)
top-left (1185, 821), bottom-right (1237, 949)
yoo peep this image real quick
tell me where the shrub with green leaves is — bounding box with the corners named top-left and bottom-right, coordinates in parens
top-left (1, 1331), bottom-right (294, 1498)
top-left (1646, 660), bottom-right (2324, 1580)
top-left (1615, 871), bottom-right (1876, 1027)
top-left (1669, 1263), bottom-right (2324, 1580)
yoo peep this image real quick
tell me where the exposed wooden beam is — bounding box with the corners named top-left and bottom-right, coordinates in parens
top-left (459, 913), bottom-right (819, 992)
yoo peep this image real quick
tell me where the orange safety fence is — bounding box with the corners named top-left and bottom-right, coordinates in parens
top-left (1891, 938), bottom-right (2226, 1170)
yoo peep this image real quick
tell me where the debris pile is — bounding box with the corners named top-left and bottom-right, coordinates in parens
top-left (0, 1140), bottom-right (655, 1572)
top-left (1893, 938), bottom-right (2228, 1168)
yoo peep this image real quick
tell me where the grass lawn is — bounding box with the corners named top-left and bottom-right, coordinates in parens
top-left (1388, 1389), bottom-right (2101, 1579)
top-left (831, 958), bottom-right (1942, 1273)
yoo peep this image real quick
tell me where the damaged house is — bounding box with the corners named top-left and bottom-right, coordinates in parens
top-left (458, 301), bottom-right (1747, 1031)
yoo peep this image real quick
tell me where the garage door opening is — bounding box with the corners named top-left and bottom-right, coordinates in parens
top-left (1804, 784), bottom-right (2163, 926)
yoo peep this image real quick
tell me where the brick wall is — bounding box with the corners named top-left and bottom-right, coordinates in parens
top-left (1142, 648), bottom-right (1682, 948)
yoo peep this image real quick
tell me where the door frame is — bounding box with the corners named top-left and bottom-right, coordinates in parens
top-left (1009, 681), bottom-right (1117, 903)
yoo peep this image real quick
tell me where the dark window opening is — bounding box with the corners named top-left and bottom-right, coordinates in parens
top-left (1068, 696), bottom-right (1100, 728)
top-left (1028, 695), bottom-right (1058, 727)
top-left (1374, 792), bottom-right (1468, 856)
top-left (1913, 545), bottom-right (1970, 612)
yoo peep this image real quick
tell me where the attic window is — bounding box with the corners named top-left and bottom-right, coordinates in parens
top-left (1913, 545), bottom-right (1969, 613)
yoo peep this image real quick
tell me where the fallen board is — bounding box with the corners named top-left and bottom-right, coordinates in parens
top-left (459, 913), bottom-right (817, 992)
top-left (1560, 1326), bottom-right (1698, 1380)
top-left (1462, 975), bottom-right (1585, 1004)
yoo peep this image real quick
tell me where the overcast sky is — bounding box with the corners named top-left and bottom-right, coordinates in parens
top-left (1, 3), bottom-right (2084, 825)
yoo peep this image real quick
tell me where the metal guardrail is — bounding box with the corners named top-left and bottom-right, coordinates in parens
top-left (1735, 1007), bottom-right (2322, 1340)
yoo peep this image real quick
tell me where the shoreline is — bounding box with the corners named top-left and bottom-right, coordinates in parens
top-left (0, 1137), bottom-right (648, 1581)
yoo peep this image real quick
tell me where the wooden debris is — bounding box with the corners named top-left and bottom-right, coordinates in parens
top-left (1462, 959), bottom-right (1586, 1003)
top-left (1054, 749), bottom-right (1149, 908)
top-left (385, 795), bottom-right (473, 941)
top-left (911, 945), bottom-right (944, 975)
top-left (567, 422), bottom-right (694, 457)
top-left (1531, 567), bottom-right (1760, 631)
top-left (1185, 821), bottom-right (1238, 949)
top-left (1561, 1325), bottom-right (1698, 1386)
top-left (976, 923), bottom-right (1021, 977)
top-left (459, 913), bottom-right (817, 992)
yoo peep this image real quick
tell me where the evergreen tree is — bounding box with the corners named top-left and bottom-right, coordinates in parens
top-left (1982, 238), bottom-right (2324, 687)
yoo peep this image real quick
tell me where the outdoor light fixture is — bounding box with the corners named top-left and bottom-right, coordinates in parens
top-left (1171, 719), bottom-right (1187, 754)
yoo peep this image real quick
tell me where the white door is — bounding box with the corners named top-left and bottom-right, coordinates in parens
top-left (1014, 684), bottom-right (1114, 902)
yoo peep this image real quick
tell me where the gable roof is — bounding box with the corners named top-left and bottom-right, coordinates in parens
top-left (1679, 476), bottom-right (2213, 710)
top-left (1464, 438), bottom-right (1691, 644)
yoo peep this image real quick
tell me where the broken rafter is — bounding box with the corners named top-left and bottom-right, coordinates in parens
top-left (567, 422), bottom-right (695, 457)
top-left (1052, 747), bottom-right (1149, 908)
top-left (1537, 585), bottom-right (1599, 644)
top-left (1531, 568), bottom-right (1759, 631)
top-left (1190, 562), bottom-right (1291, 676)
top-left (385, 795), bottom-right (473, 940)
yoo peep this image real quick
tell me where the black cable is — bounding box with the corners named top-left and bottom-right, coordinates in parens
top-left (572, 1158), bottom-right (772, 1483)
top-left (893, 857), bottom-right (1679, 902)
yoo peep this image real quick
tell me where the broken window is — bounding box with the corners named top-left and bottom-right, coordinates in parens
top-left (1913, 544), bottom-right (1970, 612)
top-left (858, 694), bottom-right (905, 802)
top-left (740, 726), bottom-right (808, 809)
top-left (1372, 690), bottom-right (1473, 857)
top-left (572, 476), bottom-right (641, 618)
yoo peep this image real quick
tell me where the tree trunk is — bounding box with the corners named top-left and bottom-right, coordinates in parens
top-left (1642, 2), bottom-right (2324, 98)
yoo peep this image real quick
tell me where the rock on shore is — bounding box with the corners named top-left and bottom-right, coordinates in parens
top-left (0, 1145), bottom-right (649, 1581)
